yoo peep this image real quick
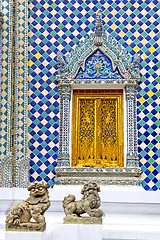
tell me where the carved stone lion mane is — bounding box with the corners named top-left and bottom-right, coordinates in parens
top-left (62, 182), bottom-right (103, 218)
top-left (6, 181), bottom-right (50, 231)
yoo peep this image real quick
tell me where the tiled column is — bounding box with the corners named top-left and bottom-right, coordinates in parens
top-left (58, 86), bottom-right (63, 160)
top-left (57, 85), bottom-right (71, 167)
top-left (125, 85), bottom-right (139, 167)
top-left (133, 87), bottom-right (139, 162)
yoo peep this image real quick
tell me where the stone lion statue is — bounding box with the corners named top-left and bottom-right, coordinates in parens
top-left (62, 182), bottom-right (103, 223)
top-left (6, 181), bottom-right (50, 231)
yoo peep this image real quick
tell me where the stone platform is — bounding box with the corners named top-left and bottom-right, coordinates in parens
top-left (1, 213), bottom-right (160, 240)
top-left (6, 222), bottom-right (46, 232)
top-left (63, 215), bottom-right (102, 224)
top-left (1, 185), bottom-right (160, 240)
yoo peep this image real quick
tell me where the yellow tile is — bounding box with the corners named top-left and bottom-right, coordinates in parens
top-left (148, 165), bottom-right (155, 172)
top-left (157, 39), bottom-right (160, 45)
top-left (111, 24), bottom-right (116, 30)
top-left (133, 46), bottom-right (140, 52)
top-left (126, 39), bottom-right (132, 45)
top-left (119, 31), bottom-right (125, 38)
top-left (134, 32), bottom-right (139, 38)
top-left (155, 112), bottom-right (160, 120)
top-left (142, 54), bottom-right (147, 60)
top-left (134, 2), bottom-right (139, 8)
top-left (149, 46), bottom-right (155, 53)
top-left (139, 97), bottom-right (145, 104)
top-left (28, 60), bottom-right (33, 67)
top-left (35, 52), bottom-right (41, 59)
top-left (155, 142), bottom-right (160, 151)
top-left (148, 90), bottom-right (154, 97)
top-left (140, 158), bottom-right (147, 164)
top-left (148, 151), bottom-right (154, 157)
top-left (43, 3), bottom-right (49, 8)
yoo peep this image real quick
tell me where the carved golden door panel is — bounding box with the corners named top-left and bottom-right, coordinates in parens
top-left (72, 89), bottom-right (124, 167)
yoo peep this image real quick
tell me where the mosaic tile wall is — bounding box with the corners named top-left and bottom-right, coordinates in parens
top-left (0, 0), bottom-right (12, 160)
top-left (15, 0), bottom-right (28, 163)
top-left (28, 0), bottom-right (160, 189)
top-left (14, 0), bottom-right (28, 186)
top-left (0, 0), bottom-right (28, 187)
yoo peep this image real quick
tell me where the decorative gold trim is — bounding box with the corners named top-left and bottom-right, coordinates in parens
top-left (72, 90), bottom-right (124, 168)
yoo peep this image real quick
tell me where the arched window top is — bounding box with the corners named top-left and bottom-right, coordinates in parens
top-left (56, 10), bottom-right (140, 85)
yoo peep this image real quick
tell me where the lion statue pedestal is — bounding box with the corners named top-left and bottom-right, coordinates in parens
top-left (5, 181), bottom-right (50, 232)
top-left (62, 182), bottom-right (103, 225)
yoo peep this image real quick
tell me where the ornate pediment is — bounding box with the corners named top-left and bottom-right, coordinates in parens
top-left (76, 49), bottom-right (123, 81)
top-left (56, 10), bottom-right (140, 85)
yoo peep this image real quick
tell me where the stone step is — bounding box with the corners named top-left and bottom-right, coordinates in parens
top-left (1, 218), bottom-right (160, 240)
top-left (0, 230), bottom-right (5, 240)
top-left (1, 210), bottom-right (160, 240)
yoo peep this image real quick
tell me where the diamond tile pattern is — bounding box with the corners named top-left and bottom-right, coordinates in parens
top-left (0, 0), bottom-right (28, 172)
top-left (16, 0), bottom-right (28, 161)
top-left (0, 0), bottom-right (10, 159)
top-left (28, 0), bottom-right (160, 189)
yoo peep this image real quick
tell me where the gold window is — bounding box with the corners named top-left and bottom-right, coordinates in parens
top-left (72, 89), bottom-right (124, 167)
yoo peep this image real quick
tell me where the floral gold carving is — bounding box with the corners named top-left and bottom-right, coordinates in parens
top-left (72, 89), bottom-right (124, 168)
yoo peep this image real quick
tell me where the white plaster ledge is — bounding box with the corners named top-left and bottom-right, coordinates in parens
top-left (1, 185), bottom-right (160, 203)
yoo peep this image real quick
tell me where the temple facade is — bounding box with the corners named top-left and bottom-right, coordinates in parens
top-left (0, 0), bottom-right (159, 191)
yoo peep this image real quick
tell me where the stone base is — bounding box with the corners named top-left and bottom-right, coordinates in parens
top-left (55, 166), bottom-right (142, 185)
top-left (63, 215), bottom-right (102, 225)
top-left (6, 222), bottom-right (46, 232)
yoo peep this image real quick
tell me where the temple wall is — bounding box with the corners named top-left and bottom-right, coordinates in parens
top-left (0, 0), bottom-right (12, 161)
top-left (0, 0), bottom-right (159, 189)
top-left (0, 0), bottom-right (28, 187)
